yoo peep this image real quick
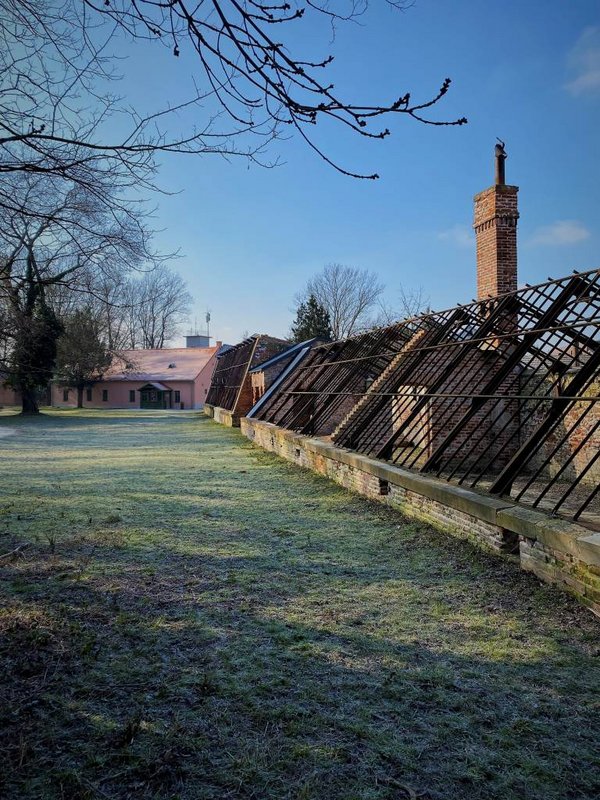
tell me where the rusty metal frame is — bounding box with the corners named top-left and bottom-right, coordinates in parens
top-left (253, 270), bottom-right (600, 527)
top-left (205, 337), bottom-right (258, 411)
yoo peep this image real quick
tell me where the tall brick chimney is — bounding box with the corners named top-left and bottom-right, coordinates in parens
top-left (473, 142), bottom-right (519, 300)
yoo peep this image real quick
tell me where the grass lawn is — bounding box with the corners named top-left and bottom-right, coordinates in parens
top-left (1, 409), bottom-right (599, 800)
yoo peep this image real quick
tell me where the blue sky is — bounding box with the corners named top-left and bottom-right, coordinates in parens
top-left (116, 1), bottom-right (599, 344)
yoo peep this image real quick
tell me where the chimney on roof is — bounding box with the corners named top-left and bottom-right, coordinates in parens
top-left (473, 141), bottom-right (519, 300)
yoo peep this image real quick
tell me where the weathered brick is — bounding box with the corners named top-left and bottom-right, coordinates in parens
top-left (474, 184), bottom-right (518, 301)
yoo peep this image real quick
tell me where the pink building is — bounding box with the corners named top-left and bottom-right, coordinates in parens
top-left (0, 379), bottom-right (20, 408)
top-left (52, 340), bottom-right (221, 410)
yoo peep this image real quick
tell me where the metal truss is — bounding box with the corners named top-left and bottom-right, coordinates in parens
top-left (253, 270), bottom-right (600, 526)
top-left (205, 337), bottom-right (258, 411)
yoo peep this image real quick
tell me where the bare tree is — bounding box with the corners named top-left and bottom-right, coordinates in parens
top-left (398, 285), bottom-right (430, 318)
top-left (46, 271), bottom-right (130, 351)
top-left (88, 273), bottom-right (134, 352)
top-left (302, 263), bottom-right (384, 339)
top-left (133, 267), bottom-right (192, 349)
top-left (54, 307), bottom-right (112, 407)
top-left (49, 265), bottom-right (193, 351)
top-left (372, 285), bottom-right (430, 327)
top-left (1, 0), bottom-right (466, 200)
top-left (0, 171), bottom-right (159, 413)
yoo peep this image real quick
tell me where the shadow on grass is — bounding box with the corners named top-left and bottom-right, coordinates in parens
top-left (1, 411), bottom-right (599, 799)
top-left (0, 408), bottom-right (207, 428)
top-left (2, 531), bottom-right (600, 800)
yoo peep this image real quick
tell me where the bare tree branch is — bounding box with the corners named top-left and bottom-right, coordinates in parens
top-left (1, 0), bottom-right (466, 193)
top-left (373, 285), bottom-right (430, 327)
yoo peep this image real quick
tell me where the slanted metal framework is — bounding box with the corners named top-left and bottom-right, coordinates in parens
top-left (205, 337), bottom-right (257, 411)
top-left (254, 270), bottom-right (600, 526)
top-left (252, 325), bottom-right (414, 435)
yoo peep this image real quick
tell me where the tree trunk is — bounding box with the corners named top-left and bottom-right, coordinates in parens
top-left (77, 386), bottom-right (84, 408)
top-left (21, 387), bottom-right (39, 415)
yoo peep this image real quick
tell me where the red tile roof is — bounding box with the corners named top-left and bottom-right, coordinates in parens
top-left (104, 347), bottom-right (218, 382)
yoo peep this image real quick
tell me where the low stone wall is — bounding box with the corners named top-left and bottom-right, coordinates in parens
top-left (240, 417), bottom-right (600, 616)
top-left (204, 404), bottom-right (238, 427)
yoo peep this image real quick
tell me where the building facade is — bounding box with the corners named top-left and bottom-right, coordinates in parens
top-left (52, 339), bottom-right (221, 410)
top-left (0, 380), bottom-right (20, 408)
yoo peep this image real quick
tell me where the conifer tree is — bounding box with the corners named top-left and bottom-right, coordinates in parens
top-left (7, 298), bottom-right (63, 414)
top-left (290, 294), bottom-right (332, 343)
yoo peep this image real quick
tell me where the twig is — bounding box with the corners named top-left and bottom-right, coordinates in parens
top-left (0, 542), bottom-right (31, 561)
top-left (98, 766), bottom-right (137, 785)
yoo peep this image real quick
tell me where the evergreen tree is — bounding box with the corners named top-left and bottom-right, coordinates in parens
top-left (8, 297), bottom-right (63, 414)
top-left (54, 309), bottom-right (112, 408)
top-left (290, 294), bottom-right (332, 343)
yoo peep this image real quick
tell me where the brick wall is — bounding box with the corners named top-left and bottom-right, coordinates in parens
top-left (520, 537), bottom-right (600, 614)
top-left (252, 360), bottom-right (295, 405)
top-left (207, 404), bottom-right (237, 427)
top-left (520, 375), bottom-right (600, 486)
top-left (0, 382), bottom-right (20, 406)
top-left (232, 336), bottom-right (289, 418)
top-left (251, 372), bottom-right (265, 405)
top-left (334, 331), bottom-right (521, 472)
top-left (474, 184), bottom-right (519, 300)
top-left (240, 416), bottom-right (600, 616)
top-left (243, 417), bottom-right (518, 554)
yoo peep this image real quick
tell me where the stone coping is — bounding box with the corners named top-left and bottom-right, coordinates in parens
top-left (241, 418), bottom-right (599, 566)
top-left (204, 404), bottom-right (239, 427)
